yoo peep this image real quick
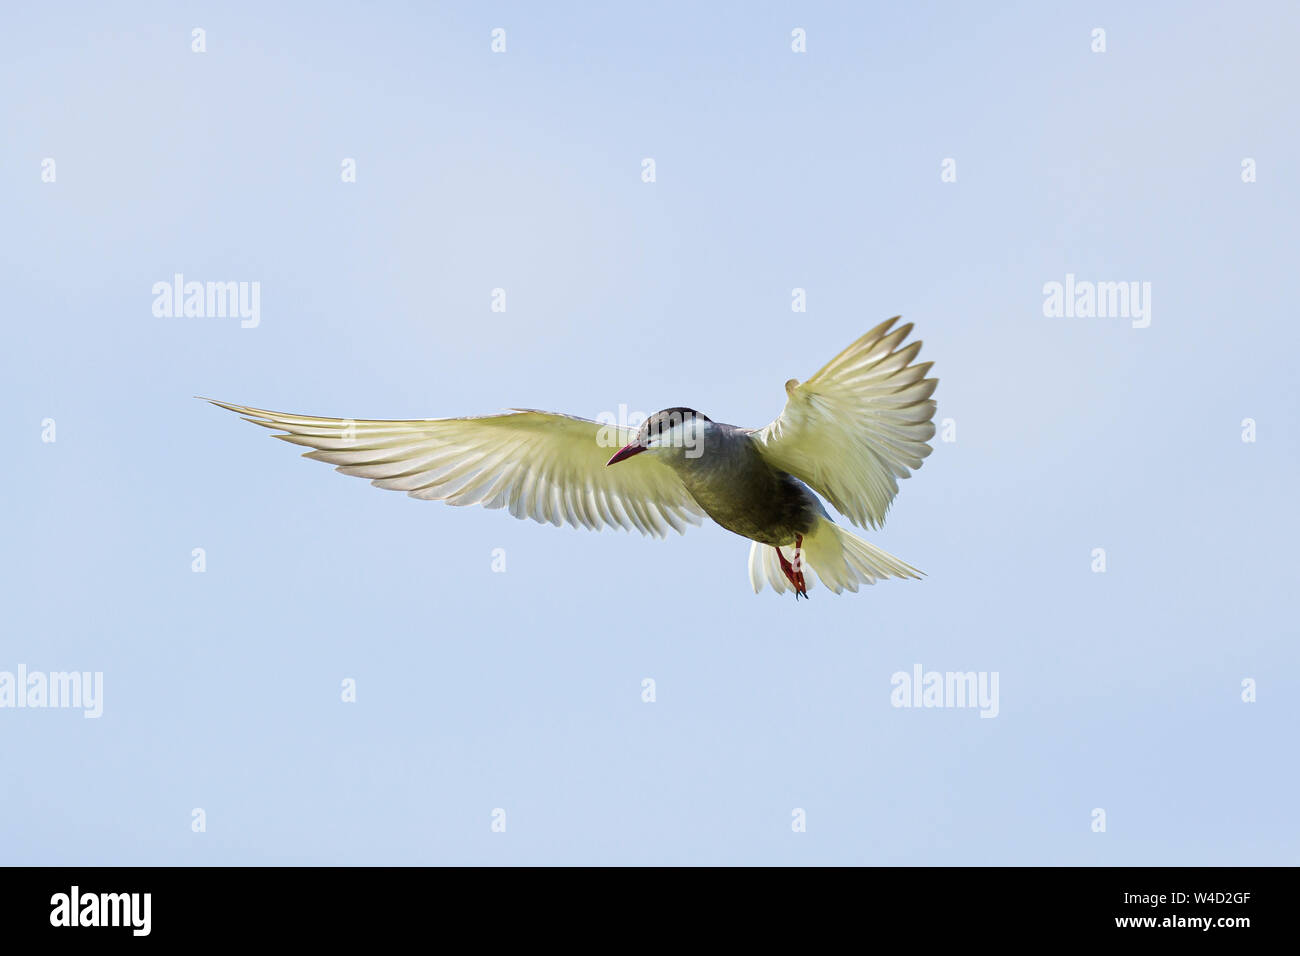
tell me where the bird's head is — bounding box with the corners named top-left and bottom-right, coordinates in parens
top-left (606, 407), bottom-right (711, 465)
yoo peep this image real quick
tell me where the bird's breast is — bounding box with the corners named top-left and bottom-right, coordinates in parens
top-left (673, 442), bottom-right (820, 546)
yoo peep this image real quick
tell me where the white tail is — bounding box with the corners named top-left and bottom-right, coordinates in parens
top-left (748, 517), bottom-right (922, 595)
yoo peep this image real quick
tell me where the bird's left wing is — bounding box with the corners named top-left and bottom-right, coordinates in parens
top-left (205, 400), bottom-right (705, 537)
top-left (751, 317), bottom-right (938, 529)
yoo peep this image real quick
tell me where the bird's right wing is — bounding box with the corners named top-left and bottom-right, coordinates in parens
top-left (205, 400), bottom-right (705, 537)
top-left (752, 317), bottom-right (937, 529)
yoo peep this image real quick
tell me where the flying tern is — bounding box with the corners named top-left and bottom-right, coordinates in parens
top-left (205, 316), bottom-right (938, 597)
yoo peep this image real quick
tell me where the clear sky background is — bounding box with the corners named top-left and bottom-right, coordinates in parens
top-left (2, 1), bottom-right (1296, 865)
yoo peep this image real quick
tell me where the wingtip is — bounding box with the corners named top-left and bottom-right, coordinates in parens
top-left (852, 315), bottom-right (906, 350)
top-left (201, 397), bottom-right (245, 415)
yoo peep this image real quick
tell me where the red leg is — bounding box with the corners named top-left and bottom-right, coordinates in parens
top-left (792, 534), bottom-right (807, 597)
top-left (776, 536), bottom-right (809, 599)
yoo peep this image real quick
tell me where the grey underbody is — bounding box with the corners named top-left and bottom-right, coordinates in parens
top-left (662, 423), bottom-right (827, 546)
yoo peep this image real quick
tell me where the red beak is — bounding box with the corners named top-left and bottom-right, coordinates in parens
top-left (606, 441), bottom-right (647, 466)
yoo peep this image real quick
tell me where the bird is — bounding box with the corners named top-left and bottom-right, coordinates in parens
top-left (204, 316), bottom-right (937, 598)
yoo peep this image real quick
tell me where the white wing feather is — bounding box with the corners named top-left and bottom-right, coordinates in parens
top-left (753, 317), bottom-right (937, 529)
top-left (206, 400), bottom-right (705, 538)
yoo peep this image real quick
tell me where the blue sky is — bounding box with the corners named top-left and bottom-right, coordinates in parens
top-left (2, 0), bottom-right (1297, 864)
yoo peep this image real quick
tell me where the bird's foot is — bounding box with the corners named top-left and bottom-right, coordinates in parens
top-left (777, 535), bottom-right (809, 599)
